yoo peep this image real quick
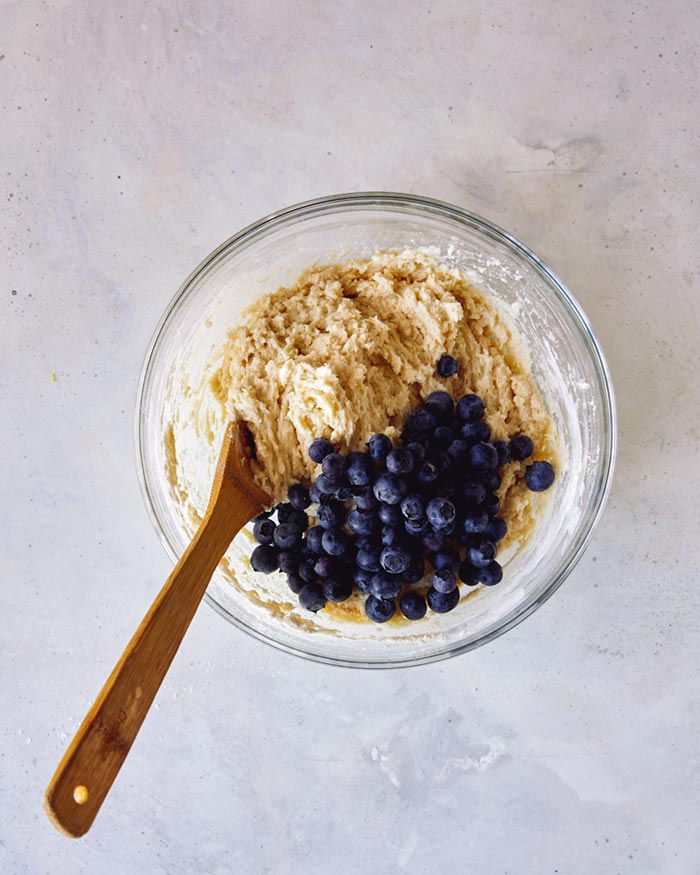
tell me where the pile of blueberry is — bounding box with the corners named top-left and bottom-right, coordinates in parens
top-left (248, 355), bottom-right (555, 623)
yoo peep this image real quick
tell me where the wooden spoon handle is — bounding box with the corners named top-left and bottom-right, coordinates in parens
top-left (44, 488), bottom-right (260, 838)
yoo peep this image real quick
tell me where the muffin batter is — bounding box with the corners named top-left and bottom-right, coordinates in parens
top-left (167, 249), bottom-right (555, 553)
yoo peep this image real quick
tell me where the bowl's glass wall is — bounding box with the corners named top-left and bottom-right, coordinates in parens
top-left (137, 194), bottom-right (615, 667)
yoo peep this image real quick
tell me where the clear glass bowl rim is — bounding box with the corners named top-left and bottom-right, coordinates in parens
top-left (135, 191), bottom-right (617, 669)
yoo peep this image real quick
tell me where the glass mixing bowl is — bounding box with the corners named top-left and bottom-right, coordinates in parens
top-left (136, 192), bottom-right (616, 668)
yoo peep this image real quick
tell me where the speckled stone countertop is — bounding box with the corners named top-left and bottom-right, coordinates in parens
top-left (3, 2), bottom-right (699, 873)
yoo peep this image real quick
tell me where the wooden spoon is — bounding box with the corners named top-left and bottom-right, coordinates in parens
top-left (44, 421), bottom-right (271, 838)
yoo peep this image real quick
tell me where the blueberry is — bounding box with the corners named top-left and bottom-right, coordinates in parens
top-left (437, 481), bottom-right (458, 499)
top-left (298, 557), bottom-right (318, 583)
top-left (437, 354), bottom-right (459, 377)
top-left (426, 498), bottom-right (456, 528)
top-left (274, 522), bottom-right (303, 550)
top-left (401, 493), bottom-right (425, 521)
top-left (333, 482), bottom-right (353, 501)
top-left (298, 583), bottom-right (327, 612)
top-left (478, 469), bottom-right (501, 492)
top-left (403, 554), bottom-right (426, 583)
top-left (252, 510), bottom-right (273, 522)
top-left (355, 534), bottom-right (378, 551)
top-left (253, 518), bottom-right (276, 545)
top-left (346, 451), bottom-right (373, 486)
top-left (525, 460), bottom-right (555, 492)
top-left (278, 550), bottom-right (300, 574)
top-left (477, 560), bottom-right (503, 586)
top-left (468, 539), bottom-right (497, 568)
top-left (458, 560), bottom-right (479, 585)
top-left (381, 525), bottom-right (404, 547)
top-left (468, 442), bottom-right (499, 469)
top-left (462, 509), bottom-right (489, 534)
top-left (354, 486), bottom-right (378, 511)
top-left (378, 503), bottom-right (403, 525)
top-left (509, 433), bottom-right (534, 461)
top-left (404, 441), bottom-right (427, 465)
top-left (405, 408), bottom-right (437, 433)
top-left (354, 567), bottom-right (373, 592)
top-left (427, 587), bottom-right (460, 613)
top-left (431, 521), bottom-right (455, 537)
top-left (380, 545), bottom-right (411, 575)
top-left (288, 483), bottom-right (311, 510)
top-left (386, 447), bottom-right (415, 475)
top-left (432, 425), bottom-right (455, 448)
top-left (369, 571), bottom-right (403, 599)
top-left (462, 480), bottom-right (486, 505)
top-left (306, 525), bottom-right (325, 555)
top-left (348, 509), bottom-right (378, 535)
top-left (484, 517), bottom-right (507, 542)
top-left (447, 439), bottom-right (470, 462)
top-left (456, 393), bottom-right (484, 422)
top-left (322, 527), bottom-right (350, 556)
top-left (276, 502), bottom-right (309, 532)
top-left (365, 595), bottom-right (396, 623)
top-left (317, 500), bottom-right (346, 529)
top-left (460, 421), bottom-right (491, 444)
top-left (434, 450), bottom-right (452, 473)
top-left (356, 546), bottom-right (381, 572)
top-left (417, 461), bottom-right (439, 486)
top-left (482, 493), bottom-right (500, 516)
top-left (292, 509), bottom-right (309, 530)
top-left (493, 440), bottom-right (511, 465)
top-left (323, 578), bottom-right (353, 602)
top-left (250, 544), bottom-right (279, 574)
top-left (321, 452), bottom-right (346, 479)
top-left (404, 428), bottom-right (429, 446)
top-left (404, 517), bottom-right (430, 537)
top-left (422, 531), bottom-right (445, 552)
top-left (432, 547), bottom-right (460, 571)
top-left (399, 592), bottom-right (427, 620)
top-left (424, 390), bottom-right (454, 418)
top-left (367, 433), bottom-right (392, 461)
top-left (286, 573), bottom-right (305, 594)
top-left (315, 473), bottom-right (340, 496)
top-left (275, 502), bottom-right (297, 524)
top-left (313, 555), bottom-right (337, 578)
top-left (308, 482), bottom-right (323, 504)
top-left (373, 472), bottom-right (408, 505)
top-left (308, 438), bottom-right (334, 464)
top-left (432, 567), bottom-right (457, 594)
